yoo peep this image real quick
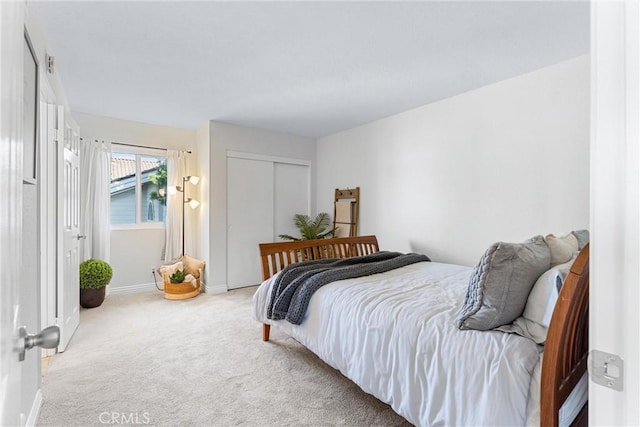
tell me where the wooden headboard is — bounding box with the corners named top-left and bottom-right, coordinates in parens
top-left (541, 243), bottom-right (589, 426)
top-left (258, 235), bottom-right (379, 342)
top-left (259, 235), bottom-right (379, 281)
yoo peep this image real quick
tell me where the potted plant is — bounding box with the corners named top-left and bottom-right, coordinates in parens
top-left (169, 269), bottom-right (186, 284)
top-left (160, 257), bottom-right (204, 300)
top-left (79, 259), bottom-right (113, 308)
top-left (163, 267), bottom-right (198, 300)
top-left (278, 212), bottom-right (336, 241)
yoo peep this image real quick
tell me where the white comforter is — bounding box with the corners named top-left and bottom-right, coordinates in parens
top-left (251, 261), bottom-right (542, 426)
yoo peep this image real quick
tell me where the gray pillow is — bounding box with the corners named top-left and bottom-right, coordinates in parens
top-left (497, 255), bottom-right (575, 343)
top-left (457, 236), bottom-right (551, 331)
top-left (572, 229), bottom-right (589, 250)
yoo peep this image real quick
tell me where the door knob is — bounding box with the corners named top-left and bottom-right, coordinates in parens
top-left (76, 234), bottom-right (86, 240)
top-left (17, 325), bottom-right (60, 361)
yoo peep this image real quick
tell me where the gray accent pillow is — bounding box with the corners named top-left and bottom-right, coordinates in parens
top-left (497, 255), bottom-right (575, 343)
top-left (457, 235), bottom-right (551, 331)
top-left (572, 229), bottom-right (589, 250)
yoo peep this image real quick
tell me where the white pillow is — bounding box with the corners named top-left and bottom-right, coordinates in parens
top-left (516, 255), bottom-right (577, 343)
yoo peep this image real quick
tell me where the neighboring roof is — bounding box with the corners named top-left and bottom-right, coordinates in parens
top-left (111, 158), bottom-right (160, 181)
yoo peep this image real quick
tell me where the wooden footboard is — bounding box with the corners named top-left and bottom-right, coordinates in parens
top-left (258, 235), bottom-right (379, 341)
top-left (541, 244), bottom-right (590, 426)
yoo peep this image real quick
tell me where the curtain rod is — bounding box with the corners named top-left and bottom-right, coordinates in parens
top-left (111, 141), bottom-right (192, 154)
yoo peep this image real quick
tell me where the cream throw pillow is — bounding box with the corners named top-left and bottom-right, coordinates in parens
top-left (181, 255), bottom-right (205, 279)
top-left (544, 233), bottom-right (579, 266)
top-left (159, 261), bottom-right (184, 277)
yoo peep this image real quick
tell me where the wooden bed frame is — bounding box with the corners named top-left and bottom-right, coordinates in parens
top-left (542, 243), bottom-right (589, 427)
top-left (258, 236), bottom-right (589, 426)
top-left (259, 235), bottom-right (380, 341)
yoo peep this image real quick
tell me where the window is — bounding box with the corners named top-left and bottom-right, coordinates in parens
top-left (110, 148), bottom-right (167, 226)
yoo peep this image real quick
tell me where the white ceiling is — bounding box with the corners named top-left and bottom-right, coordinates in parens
top-left (32, 1), bottom-right (589, 138)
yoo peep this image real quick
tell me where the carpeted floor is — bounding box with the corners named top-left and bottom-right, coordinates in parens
top-left (38, 287), bottom-right (411, 426)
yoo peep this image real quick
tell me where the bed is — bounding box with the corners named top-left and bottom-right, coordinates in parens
top-left (251, 235), bottom-right (589, 426)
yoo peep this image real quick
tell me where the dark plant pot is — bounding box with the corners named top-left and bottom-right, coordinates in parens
top-left (80, 287), bottom-right (106, 308)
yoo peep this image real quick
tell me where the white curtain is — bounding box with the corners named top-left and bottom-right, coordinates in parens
top-left (80, 138), bottom-right (111, 262)
top-left (164, 150), bottom-right (187, 262)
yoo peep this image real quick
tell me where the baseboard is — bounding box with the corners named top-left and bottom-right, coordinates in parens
top-left (26, 389), bottom-right (42, 427)
top-left (108, 282), bottom-right (227, 295)
top-left (204, 283), bottom-right (227, 294)
top-left (107, 282), bottom-right (160, 296)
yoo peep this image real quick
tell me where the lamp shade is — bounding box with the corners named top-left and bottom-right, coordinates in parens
top-left (188, 176), bottom-right (200, 185)
top-left (188, 199), bottom-right (200, 209)
top-left (167, 186), bottom-right (178, 195)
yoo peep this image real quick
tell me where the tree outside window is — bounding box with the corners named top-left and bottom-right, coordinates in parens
top-left (110, 152), bottom-right (167, 226)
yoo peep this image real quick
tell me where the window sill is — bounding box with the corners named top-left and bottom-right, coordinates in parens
top-left (110, 223), bottom-right (166, 231)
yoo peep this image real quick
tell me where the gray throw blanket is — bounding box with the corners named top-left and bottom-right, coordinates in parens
top-left (267, 251), bottom-right (430, 325)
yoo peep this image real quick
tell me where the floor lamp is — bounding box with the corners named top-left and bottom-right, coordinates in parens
top-left (176, 175), bottom-right (200, 256)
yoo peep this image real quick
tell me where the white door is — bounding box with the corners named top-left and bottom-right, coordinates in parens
top-left (227, 157), bottom-right (274, 289)
top-left (227, 155), bottom-right (311, 289)
top-left (56, 107), bottom-right (80, 351)
top-left (40, 102), bottom-right (58, 356)
top-left (1, 1), bottom-right (25, 424)
top-left (274, 162), bottom-right (310, 239)
top-left (591, 1), bottom-right (640, 424)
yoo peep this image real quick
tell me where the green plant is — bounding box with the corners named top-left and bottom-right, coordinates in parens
top-left (278, 213), bottom-right (336, 241)
top-left (149, 162), bottom-right (167, 206)
top-left (169, 269), bottom-right (186, 283)
top-left (79, 259), bottom-right (113, 289)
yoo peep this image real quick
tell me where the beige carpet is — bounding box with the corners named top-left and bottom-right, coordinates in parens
top-left (38, 287), bottom-right (411, 426)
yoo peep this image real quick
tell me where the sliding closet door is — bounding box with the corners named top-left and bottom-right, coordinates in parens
top-left (227, 154), bottom-right (310, 289)
top-left (274, 163), bottom-right (310, 239)
top-left (227, 158), bottom-right (274, 289)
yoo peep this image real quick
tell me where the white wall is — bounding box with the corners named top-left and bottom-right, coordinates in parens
top-left (109, 229), bottom-right (165, 293)
top-left (317, 55), bottom-right (590, 266)
top-left (73, 112), bottom-right (195, 151)
top-left (25, 3), bottom-right (70, 111)
top-left (194, 122), bottom-right (210, 287)
top-left (207, 122), bottom-right (316, 292)
top-left (74, 113), bottom-right (197, 293)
